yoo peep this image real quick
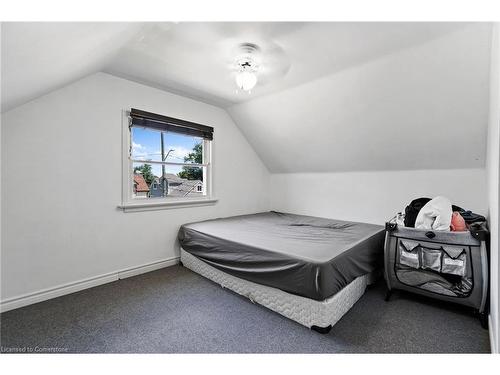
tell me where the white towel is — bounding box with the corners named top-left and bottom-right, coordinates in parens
top-left (415, 196), bottom-right (452, 231)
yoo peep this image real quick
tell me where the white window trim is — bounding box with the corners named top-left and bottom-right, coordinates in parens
top-left (118, 109), bottom-right (217, 212)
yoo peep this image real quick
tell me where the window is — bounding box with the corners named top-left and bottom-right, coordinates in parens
top-left (120, 109), bottom-right (215, 211)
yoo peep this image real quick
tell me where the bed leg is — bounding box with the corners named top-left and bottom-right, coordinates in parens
top-left (311, 325), bottom-right (332, 334)
top-left (385, 289), bottom-right (392, 302)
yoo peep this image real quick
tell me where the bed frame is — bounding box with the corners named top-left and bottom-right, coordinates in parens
top-left (180, 248), bottom-right (377, 333)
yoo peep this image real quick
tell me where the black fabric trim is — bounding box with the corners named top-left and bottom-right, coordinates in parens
top-left (130, 108), bottom-right (214, 140)
top-left (390, 234), bottom-right (479, 248)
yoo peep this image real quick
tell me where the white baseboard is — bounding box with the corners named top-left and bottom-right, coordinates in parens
top-left (0, 257), bottom-right (179, 313)
top-left (490, 314), bottom-right (498, 354)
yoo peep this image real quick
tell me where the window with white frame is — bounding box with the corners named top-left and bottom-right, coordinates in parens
top-left (123, 109), bottom-right (213, 205)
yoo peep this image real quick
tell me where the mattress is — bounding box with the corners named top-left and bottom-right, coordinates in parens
top-left (181, 249), bottom-right (377, 330)
top-left (178, 211), bottom-right (385, 300)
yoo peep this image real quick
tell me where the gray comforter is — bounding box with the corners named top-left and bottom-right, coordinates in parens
top-left (178, 211), bottom-right (385, 300)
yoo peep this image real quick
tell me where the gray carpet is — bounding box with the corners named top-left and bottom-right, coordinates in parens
top-left (0, 265), bottom-right (490, 353)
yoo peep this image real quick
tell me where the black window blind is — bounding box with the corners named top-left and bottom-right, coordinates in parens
top-left (130, 108), bottom-right (214, 140)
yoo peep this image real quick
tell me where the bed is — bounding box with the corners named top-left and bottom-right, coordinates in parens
top-left (178, 211), bottom-right (385, 333)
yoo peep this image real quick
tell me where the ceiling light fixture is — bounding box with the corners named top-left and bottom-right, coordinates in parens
top-left (234, 43), bottom-right (260, 93)
top-left (235, 61), bottom-right (257, 92)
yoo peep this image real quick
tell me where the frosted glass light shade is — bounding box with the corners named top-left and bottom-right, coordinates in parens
top-left (235, 71), bottom-right (257, 91)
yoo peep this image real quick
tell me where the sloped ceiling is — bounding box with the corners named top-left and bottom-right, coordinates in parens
top-left (228, 23), bottom-right (492, 172)
top-left (1, 22), bottom-right (493, 172)
top-left (2, 22), bottom-right (474, 112)
top-left (104, 22), bottom-right (470, 107)
top-left (1, 22), bottom-right (143, 112)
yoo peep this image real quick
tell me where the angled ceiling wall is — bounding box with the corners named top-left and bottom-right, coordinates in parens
top-left (227, 23), bottom-right (492, 173)
top-left (2, 22), bottom-right (475, 112)
top-left (1, 22), bottom-right (143, 112)
top-left (2, 22), bottom-right (493, 174)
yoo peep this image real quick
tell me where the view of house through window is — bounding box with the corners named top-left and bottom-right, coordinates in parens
top-left (130, 126), bottom-right (208, 199)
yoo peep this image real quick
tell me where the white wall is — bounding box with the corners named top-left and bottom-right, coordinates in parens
top-left (270, 169), bottom-right (487, 225)
top-left (486, 23), bottom-right (500, 354)
top-left (228, 24), bottom-right (491, 173)
top-left (0, 73), bottom-right (270, 304)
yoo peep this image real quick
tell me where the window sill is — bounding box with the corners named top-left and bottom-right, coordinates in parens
top-left (118, 198), bottom-right (218, 212)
